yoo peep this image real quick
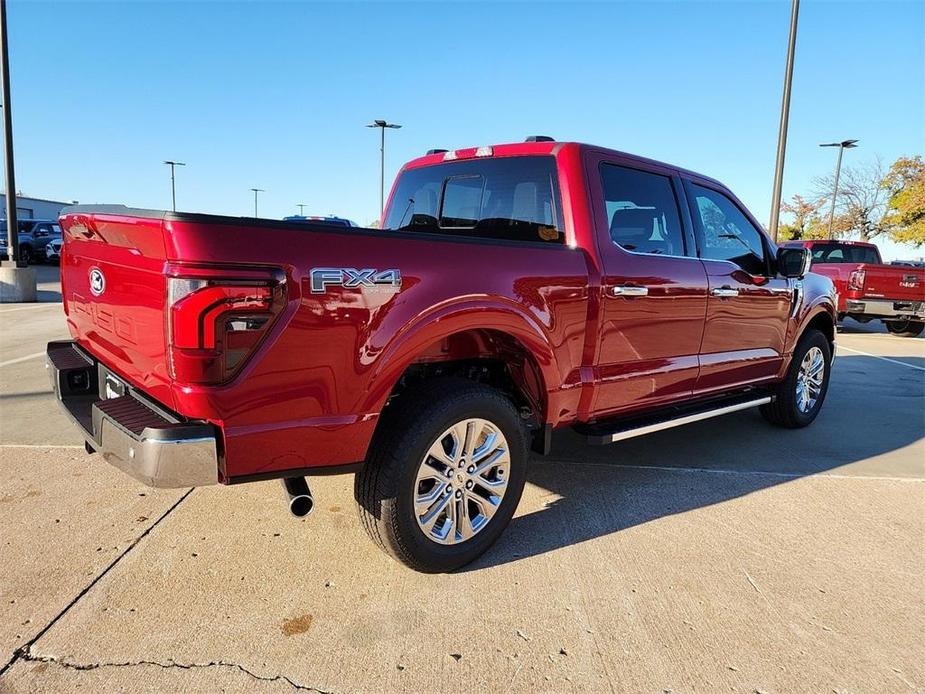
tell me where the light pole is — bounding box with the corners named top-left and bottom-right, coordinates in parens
top-left (768, 0), bottom-right (799, 242)
top-left (366, 119), bottom-right (401, 217)
top-left (250, 188), bottom-right (264, 218)
top-left (820, 139), bottom-right (858, 239)
top-left (297, 203), bottom-right (306, 216)
top-left (1, 0), bottom-right (22, 268)
top-left (163, 160), bottom-right (185, 212)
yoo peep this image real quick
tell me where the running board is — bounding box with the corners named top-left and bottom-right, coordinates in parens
top-left (582, 395), bottom-right (773, 445)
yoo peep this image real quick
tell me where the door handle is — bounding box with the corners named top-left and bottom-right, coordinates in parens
top-left (711, 287), bottom-right (739, 298)
top-left (611, 285), bottom-right (649, 297)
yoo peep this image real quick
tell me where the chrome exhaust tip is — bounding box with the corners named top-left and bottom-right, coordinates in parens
top-left (282, 477), bottom-right (314, 517)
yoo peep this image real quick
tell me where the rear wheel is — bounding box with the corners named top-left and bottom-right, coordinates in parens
top-left (760, 329), bottom-right (831, 428)
top-left (355, 379), bottom-right (528, 573)
top-left (884, 320), bottom-right (924, 338)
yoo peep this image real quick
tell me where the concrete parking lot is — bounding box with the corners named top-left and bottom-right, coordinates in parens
top-left (1, 267), bottom-right (922, 693)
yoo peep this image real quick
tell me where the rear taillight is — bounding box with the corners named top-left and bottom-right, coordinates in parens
top-left (167, 268), bottom-right (286, 384)
top-left (848, 269), bottom-right (866, 291)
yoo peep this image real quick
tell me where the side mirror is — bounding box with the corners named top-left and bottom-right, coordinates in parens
top-left (777, 247), bottom-right (811, 279)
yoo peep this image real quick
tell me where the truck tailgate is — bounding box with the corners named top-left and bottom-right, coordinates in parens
top-left (59, 210), bottom-right (175, 408)
top-left (858, 264), bottom-right (925, 302)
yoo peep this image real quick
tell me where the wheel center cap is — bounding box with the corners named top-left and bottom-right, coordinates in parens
top-left (456, 473), bottom-right (465, 484)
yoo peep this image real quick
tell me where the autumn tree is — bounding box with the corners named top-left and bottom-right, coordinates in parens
top-left (883, 155), bottom-right (925, 247)
top-left (778, 194), bottom-right (826, 240)
top-left (813, 158), bottom-right (892, 242)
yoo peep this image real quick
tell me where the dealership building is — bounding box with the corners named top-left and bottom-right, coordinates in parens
top-left (0, 193), bottom-right (75, 221)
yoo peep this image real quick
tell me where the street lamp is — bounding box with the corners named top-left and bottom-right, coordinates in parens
top-left (297, 203), bottom-right (306, 216)
top-left (366, 119), bottom-right (402, 217)
top-left (163, 160), bottom-right (185, 212)
top-left (250, 188), bottom-right (264, 218)
top-left (820, 139), bottom-right (859, 239)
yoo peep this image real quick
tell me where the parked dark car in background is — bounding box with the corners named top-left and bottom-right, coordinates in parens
top-left (0, 219), bottom-right (62, 264)
top-left (282, 214), bottom-right (358, 227)
top-left (890, 259), bottom-right (925, 269)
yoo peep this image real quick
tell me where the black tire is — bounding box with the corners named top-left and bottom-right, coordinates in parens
top-left (884, 320), bottom-right (924, 338)
top-left (355, 378), bottom-right (528, 573)
top-left (18, 245), bottom-right (32, 266)
top-left (760, 329), bottom-right (831, 428)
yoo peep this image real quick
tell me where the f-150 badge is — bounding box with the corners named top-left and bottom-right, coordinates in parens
top-left (310, 267), bottom-right (402, 294)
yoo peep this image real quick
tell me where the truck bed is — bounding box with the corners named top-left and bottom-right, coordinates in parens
top-left (57, 205), bottom-right (592, 480)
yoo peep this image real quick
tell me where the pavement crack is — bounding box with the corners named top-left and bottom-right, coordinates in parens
top-left (16, 648), bottom-right (333, 693)
top-left (0, 488), bottom-right (195, 678)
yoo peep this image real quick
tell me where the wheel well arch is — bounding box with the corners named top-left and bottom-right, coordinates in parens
top-left (381, 328), bottom-right (549, 428)
top-left (803, 309), bottom-right (835, 353)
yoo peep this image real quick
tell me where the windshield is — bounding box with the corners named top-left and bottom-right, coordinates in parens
top-left (810, 243), bottom-right (880, 264)
top-left (383, 156), bottom-right (564, 244)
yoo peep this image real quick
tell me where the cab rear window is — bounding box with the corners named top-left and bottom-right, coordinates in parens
top-left (383, 156), bottom-right (564, 244)
top-left (810, 244), bottom-right (880, 264)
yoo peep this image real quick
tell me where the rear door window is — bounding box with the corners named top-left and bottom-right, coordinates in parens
top-left (383, 156), bottom-right (564, 244)
top-left (599, 164), bottom-right (687, 256)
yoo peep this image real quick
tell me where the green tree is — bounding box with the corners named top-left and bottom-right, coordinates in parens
top-left (883, 156), bottom-right (925, 247)
top-left (778, 194), bottom-right (826, 240)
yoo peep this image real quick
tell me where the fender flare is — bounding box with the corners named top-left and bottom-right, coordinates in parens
top-left (360, 298), bottom-right (561, 419)
top-left (793, 300), bottom-right (837, 350)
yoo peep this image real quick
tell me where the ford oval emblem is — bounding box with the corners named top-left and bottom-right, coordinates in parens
top-left (89, 267), bottom-right (106, 296)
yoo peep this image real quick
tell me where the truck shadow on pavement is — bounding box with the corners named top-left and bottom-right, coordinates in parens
top-left (465, 354), bottom-right (925, 571)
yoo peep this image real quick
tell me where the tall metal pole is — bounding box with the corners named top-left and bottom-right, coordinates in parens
top-left (366, 120), bottom-right (401, 220)
top-left (1, 0), bottom-right (21, 267)
top-left (379, 126), bottom-right (385, 217)
top-left (297, 203), bottom-right (305, 216)
top-left (164, 160), bottom-right (185, 212)
top-left (251, 188), bottom-right (264, 218)
top-left (826, 145), bottom-right (845, 240)
top-left (768, 0), bottom-right (799, 243)
top-left (820, 139), bottom-right (857, 240)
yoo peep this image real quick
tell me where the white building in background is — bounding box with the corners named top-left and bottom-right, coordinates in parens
top-left (0, 193), bottom-right (76, 220)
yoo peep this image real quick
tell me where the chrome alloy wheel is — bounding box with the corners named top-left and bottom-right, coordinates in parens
top-left (796, 346), bottom-right (825, 413)
top-left (413, 418), bottom-right (510, 545)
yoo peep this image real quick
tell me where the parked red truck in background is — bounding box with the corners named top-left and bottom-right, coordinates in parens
top-left (780, 239), bottom-right (925, 337)
top-left (48, 139), bottom-right (837, 572)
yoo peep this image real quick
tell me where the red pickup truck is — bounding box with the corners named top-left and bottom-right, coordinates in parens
top-left (47, 140), bottom-right (837, 572)
top-left (780, 239), bottom-right (925, 337)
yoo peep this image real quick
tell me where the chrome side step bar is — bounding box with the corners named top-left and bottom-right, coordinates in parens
top-left (585, 396), bottom-right (772, 445)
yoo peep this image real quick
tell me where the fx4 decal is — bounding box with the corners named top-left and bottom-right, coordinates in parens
top-left (310, 267), bottom-right (402, 294)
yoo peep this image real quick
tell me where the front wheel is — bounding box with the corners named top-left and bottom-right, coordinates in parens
top-left (355, 379), bottom-right (528, 573)
top-left (884, 320), bottom-right (925, 338)
top-left (760, 329), bottom-right (832, 428)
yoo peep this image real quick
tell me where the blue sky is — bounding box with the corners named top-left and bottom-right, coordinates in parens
top-left (6, 1), bottom-right (924, 257)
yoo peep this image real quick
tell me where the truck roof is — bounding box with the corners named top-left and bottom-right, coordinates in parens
top-left (781, 239), bottom-right (879, 249)
top-left (401, 140), bottom-right (726, 188)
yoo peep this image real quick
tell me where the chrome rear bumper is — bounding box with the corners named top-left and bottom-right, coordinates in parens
top-left (46, 341), bottom-right (219, 488)
top-left (845, 298), bottom-right (924, 320)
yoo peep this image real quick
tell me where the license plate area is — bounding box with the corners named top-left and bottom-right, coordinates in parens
top-left (97, 365), bottom-right (128, 400)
